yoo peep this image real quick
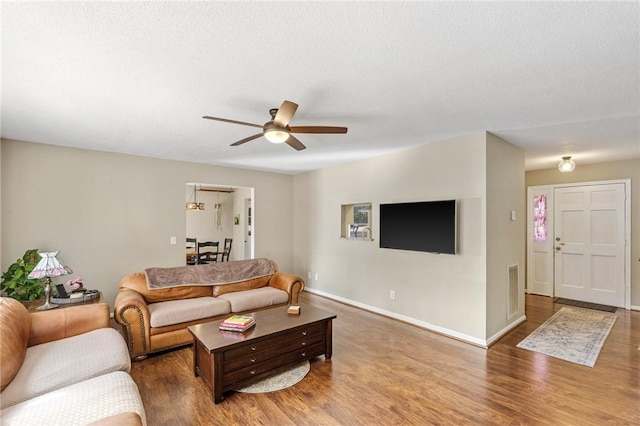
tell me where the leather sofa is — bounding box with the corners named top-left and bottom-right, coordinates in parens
top-left (114, 258), bottom-right (305, 361)
top-left (0, 297), bottom-right (146, 426)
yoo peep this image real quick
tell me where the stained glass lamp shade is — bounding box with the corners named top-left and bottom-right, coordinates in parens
top-left (27, 251), bottom-right (73, 311)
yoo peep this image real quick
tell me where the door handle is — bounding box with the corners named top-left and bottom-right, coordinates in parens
top-left (555, 246), bottom-right (562, 251)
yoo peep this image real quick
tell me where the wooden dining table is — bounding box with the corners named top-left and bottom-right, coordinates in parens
top-left (186, 250), bottom-right (227, 265)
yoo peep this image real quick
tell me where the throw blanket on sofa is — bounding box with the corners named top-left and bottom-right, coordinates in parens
top-left (145, 258), bottom-right (277, 290)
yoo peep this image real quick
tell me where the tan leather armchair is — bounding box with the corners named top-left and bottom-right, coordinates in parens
top-left (0, 298), bottom-right (145, 425)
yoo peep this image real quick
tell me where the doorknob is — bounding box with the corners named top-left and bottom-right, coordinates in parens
top-left (555, 246), bottom-right (562, 251)
top-left (556, 237), bottom-right (561, 241)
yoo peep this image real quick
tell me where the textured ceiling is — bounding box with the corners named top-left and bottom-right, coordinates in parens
top-left (2, 1), bottom-right (639, 174)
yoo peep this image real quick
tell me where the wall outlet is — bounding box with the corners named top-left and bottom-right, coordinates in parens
top-left (308, 271), bottom-right (312, 279)
top-left (170, 236), bottom-right (177, 245)
top-left (315, 273), bottom-right (319, 281)
top-left (389, 290), bottom-right (396, 300)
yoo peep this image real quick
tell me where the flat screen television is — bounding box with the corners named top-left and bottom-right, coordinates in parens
top-left (379, 200), bottom-right (456, 254)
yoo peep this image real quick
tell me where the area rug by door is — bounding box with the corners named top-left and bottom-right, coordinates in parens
top-left (234, 361), bottom-right (310, 393)
top-left (517, 307), bottom-right (617, 367)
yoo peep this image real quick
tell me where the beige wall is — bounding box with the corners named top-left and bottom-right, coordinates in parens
top-left (231, 186), bottom-right (253, 261)
top-left (526, 158), bottom-right (640, 308)
top-left (0, 142), bottom-right (2, 264)
top-left (1, 139), bottom-right (294, 307)
top-left (293, 132), bottom-right (524, 344)
top-left (486, 133), bottom-right (526, 338)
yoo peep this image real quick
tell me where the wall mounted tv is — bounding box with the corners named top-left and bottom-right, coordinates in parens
top-left (379, 199), bottom-right (457, 254)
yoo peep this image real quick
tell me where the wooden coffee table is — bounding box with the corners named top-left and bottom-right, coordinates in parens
top-left (188, 304), bottom-right (336, 403)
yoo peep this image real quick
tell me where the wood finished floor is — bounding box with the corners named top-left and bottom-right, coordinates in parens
top-left (128, 293), bottom-right (640, 425)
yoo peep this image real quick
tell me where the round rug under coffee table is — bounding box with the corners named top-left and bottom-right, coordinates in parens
top-left (234, 361), bottom-right (310, 394)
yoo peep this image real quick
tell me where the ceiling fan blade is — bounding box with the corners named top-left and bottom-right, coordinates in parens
top-left (273, 101), bottom-right (298, 127)
top-left (230, 133), bottom-right (264, 147)
top-left (203, 116), bottom-right (263, 129)
top-left (285, 135), bottom-right (306, 151)
top-left (289, 126), bottom-right (348, 134)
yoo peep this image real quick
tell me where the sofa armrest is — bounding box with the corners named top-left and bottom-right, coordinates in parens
top-left (28, 303), bottom-right (110, 347)
top-left (268, 271), bottom-right (305, 304)
top-left (114, 289), bottom-right (151, 361)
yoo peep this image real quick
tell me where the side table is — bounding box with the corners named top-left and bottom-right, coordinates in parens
top-left (23, 292), bottom-right (104, 313)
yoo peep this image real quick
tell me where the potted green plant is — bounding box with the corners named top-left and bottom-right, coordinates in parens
top-left (1, 249), bottom-right (44, 301)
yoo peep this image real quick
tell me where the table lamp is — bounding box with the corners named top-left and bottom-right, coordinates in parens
top-left (27, 251), bottom-right (73, 311)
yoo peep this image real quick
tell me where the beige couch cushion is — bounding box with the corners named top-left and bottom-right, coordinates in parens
top-left (0, 371), bottom-right (146, 426)
top-left (0, 328), bottom-right (130, 409)
top-left (218, 287), bottom-right (289, 312)
top-left (148, 296), bottom-right (231, 328)
top-left (0, 298), bottom-right (31, 392)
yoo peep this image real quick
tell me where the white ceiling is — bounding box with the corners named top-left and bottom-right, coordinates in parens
top-left (2, 1), bottom-right (639, 174)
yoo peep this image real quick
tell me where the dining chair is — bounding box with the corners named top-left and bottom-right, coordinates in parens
top-left (222, 238), bottom-right (232, 262)
top-left (197, 241), bottom-right (220, 264)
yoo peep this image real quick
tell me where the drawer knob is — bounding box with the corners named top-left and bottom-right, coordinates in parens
top-left (251, 358), bottom-right (256, 363)
top-left (250, 370), bottom-right (256, 375)
top-left (301, 342), bottom-right (306, 346)
top-left (301, 352), bottom-right (306, 357)
top-left (251, 346), bottom-right (256, 351)
top-left (302, 331), bottom-right (307, 336)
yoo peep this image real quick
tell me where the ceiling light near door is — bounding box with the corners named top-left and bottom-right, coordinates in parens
top-left (186, 184), bottom-right (205, 210)
top-left (558, 156), bottom-right (575, 173)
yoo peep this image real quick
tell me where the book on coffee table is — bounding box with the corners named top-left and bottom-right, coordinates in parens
top-left (219, 315), bottom-right (256, 333)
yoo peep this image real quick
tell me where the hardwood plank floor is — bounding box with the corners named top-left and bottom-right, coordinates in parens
top-left (128, 292), bottom-right (640, 425)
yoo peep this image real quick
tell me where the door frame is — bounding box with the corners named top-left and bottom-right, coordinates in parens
top-left (526, 179), bottom-right (631, 309)
top-left (526, 187), bottom-right (554, 296)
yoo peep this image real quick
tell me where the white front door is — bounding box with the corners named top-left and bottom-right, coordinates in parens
top-left (554, 183), bottom-right (626, 307)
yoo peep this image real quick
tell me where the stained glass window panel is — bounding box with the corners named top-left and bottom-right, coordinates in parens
top-left (533, 195), bottom-right (547, 242)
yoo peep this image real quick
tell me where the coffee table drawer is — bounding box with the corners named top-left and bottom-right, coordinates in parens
top-left (223, 341), bottom-right (325, 387)
top-left (223, 322), bottom-right (326, 360)
top-left (224, 332), bottom-right (325, 371)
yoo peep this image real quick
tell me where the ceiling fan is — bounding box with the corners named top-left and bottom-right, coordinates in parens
top-left (203, 100), bottom-right (348, 151)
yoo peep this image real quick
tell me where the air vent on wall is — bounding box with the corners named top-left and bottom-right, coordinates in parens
top-left (507, 264), bottom-right (519, 320)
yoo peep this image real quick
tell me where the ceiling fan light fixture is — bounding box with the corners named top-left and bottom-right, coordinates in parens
top-left (558, 156), bottom-right (575, 173)
top-left (264, 128), bottom-right (290, 144)
top-left (203, 100), bottom-right (346, 150)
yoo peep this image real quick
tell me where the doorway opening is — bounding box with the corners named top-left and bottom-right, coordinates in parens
top-left (185, 183), bottom-right (254, 264)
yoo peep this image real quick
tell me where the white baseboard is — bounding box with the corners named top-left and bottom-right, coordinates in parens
top-left (304, 287), bottom-right (491, 348)
top-left (487, 315), bottom-right (526, 346)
